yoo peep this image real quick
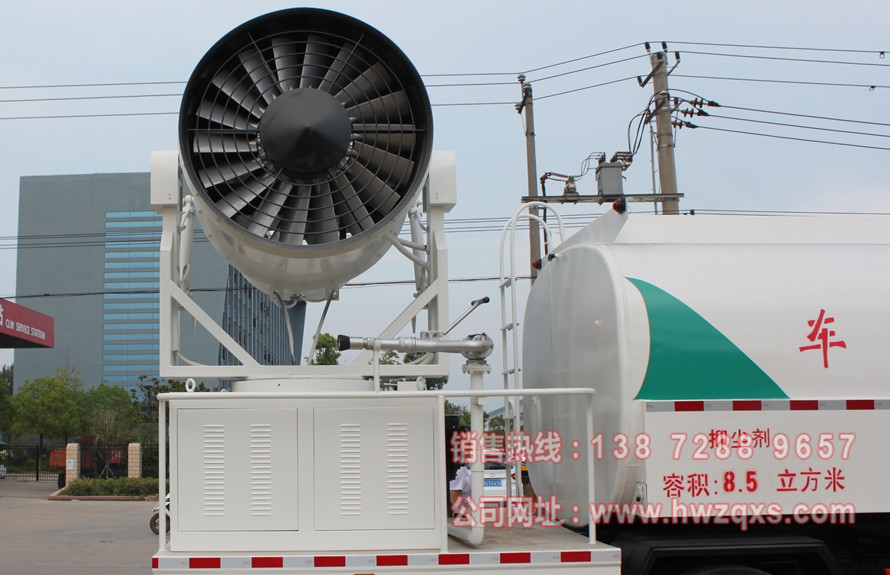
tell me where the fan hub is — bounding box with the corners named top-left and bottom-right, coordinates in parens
top-left (259, 88), bottom-right (352, 175)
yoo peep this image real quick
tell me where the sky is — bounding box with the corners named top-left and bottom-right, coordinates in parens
top-left (1, 0), bottom-right (888, 402)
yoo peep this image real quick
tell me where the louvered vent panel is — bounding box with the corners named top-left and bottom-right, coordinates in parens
top-left (339, 423), bottom-right (362, 516)
top-left (386, 422), bottom-right (409, 515)
top-left (203, 424), bottom-right (225, 516)
top-left (250, 423), bottom-right (273, 516)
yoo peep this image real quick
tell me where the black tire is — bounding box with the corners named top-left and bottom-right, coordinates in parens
top-left (150, 513), bottom-right (160, 535)
top-left (680, 565), bottom-right (770, 575)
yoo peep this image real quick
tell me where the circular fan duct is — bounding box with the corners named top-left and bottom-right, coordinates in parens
top-left (179, 8), bottom-right (433, 301)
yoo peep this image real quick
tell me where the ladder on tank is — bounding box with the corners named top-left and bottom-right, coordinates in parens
top-left (498, 202), bottom-right (566, 489)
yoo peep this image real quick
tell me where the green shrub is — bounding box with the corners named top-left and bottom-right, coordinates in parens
top-left (61, 477), bottom-right (161, 498)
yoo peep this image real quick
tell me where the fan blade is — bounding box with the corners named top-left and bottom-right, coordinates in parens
top-left (346, 163), bottom-right (400, 220)
top-left (353, 127), bottom-right (416, 154)
top-left (332, 174), bottom-right (373, 235)
top-left (198, 161), bottom-right (266, 217)
top-left (306, 182), bottom-right (340, 244)
top-left (334, 61), bottom-right (393, 105)
top-left (193, 132), bottom-right (257, 155)
top-left (196, 100), bottom-right (257, 130)
top-left (346, 91), bottom-right (410, 124)
top-left (270, 36), bottom-right (303, 92)
top-left (299, 34), bottom-right (331, 89)
top-left (318, 41), bottom-right (361, 94)
top-left (353, 141), bottom-right (415, 189)
top-left (211, 182), bottom-right (258, 219)
top-left (237, 45), bottom-right (280, 106)
top-left (247, 181), bottom-right (292, 237)
top-left (225, 172), bottom-right (278, 224)
top-left (277, 185), bottom-right (312, 245)
top-left (198, 159), bottom-right (264, 189)
top-left (353, 123), bottom-right (419, 134)
top-left (210, 70), bottom-right (264, 120)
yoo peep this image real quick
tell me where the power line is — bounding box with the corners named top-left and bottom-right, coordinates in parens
top-left (421, 71), bottom-right (516, 78)
top-left (537, 76), bottom-right (638, 100)
top-left (706, 113), bottom-right (890, 139)
top-left (0, 93), bottom-right (182, 104)
top-left (719, 104), bottom-right (890, 128)
top-left (665, 41), bottom-right (888, 57)
top-left (0, 111), bottom-right (177, 122)
top-left (425, 80), bottom-right (516, 88)
top-left (528, 54), bottom-right (648, 84)
top-left (430, 101), bottom-right (515, 108)
top-left (674, 74), bottom-right (890, 90)
top-left (522, 43), bottom-right (642, 75)
top-left (0, 80), bottom-right (186, 91)
top-left (679, 49), bottom-right (890, 68)
top-left (692, 125), bottom-right (890, 151)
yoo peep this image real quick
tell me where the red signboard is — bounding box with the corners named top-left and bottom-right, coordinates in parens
top-left (0, 298), bottom-right (54, 348)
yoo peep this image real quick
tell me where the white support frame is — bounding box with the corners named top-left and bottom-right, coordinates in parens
top-left (151, 151), bottom-right (452, 381)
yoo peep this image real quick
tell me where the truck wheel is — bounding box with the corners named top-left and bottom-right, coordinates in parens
top-left (680, 566), bottom-right (770, 575)
top-left (150, 513), bottom-right (160, 535)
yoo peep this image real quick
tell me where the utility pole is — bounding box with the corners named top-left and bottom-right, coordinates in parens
top-left (516, 75), bottom-right (541, 281)
top-left (648, 51), bottom-right (680, 215)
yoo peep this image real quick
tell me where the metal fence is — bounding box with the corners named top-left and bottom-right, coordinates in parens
top-left (78, 441), bottom-right (129, 479)
top-left (0, 441), bottom-right (67, 482)
top-left (0, 441), bottom-right (162, 482)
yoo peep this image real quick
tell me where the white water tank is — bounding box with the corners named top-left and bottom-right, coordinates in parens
top-left (523, 209), bottom-right (890, 512)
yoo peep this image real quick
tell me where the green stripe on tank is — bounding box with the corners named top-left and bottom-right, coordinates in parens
top-left (628, 278), bottom-right (788, 400)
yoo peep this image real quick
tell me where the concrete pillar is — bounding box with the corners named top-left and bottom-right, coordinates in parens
top-left (65, 443), bottom-right (80, 486)
top-left (128, 443), bottom-right (142, 478)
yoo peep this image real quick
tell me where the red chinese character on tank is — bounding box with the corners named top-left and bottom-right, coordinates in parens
top-left (777, 469), bottom-right (797, 492)
top-left (663, 474), bottom-right (684, 498)
top-left (451, 430), bottom-right (481, 464)
top-left (799, 309), bottom-right (846, 368)
top-left (824, 467), bottom-right (846, 492)
top-left (686, 473), bottom-right (710, 497)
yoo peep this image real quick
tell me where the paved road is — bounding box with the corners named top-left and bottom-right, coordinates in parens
top-left (0, 480), bottom-right (158, 574)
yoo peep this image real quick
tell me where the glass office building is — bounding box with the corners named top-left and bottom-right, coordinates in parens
top-left (15, 173), bottom-right (303, 394)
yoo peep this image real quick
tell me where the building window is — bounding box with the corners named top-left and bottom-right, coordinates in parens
top-left (102, 211), bottom-right (162, 382)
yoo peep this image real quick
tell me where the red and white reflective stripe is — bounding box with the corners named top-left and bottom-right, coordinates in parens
top-left (153, 550), bottom-right (605, 570)
top-left (645, 399), bottom-right (889, 412)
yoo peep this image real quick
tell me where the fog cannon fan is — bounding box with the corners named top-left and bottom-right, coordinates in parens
top-left (179, 8), bottom-right (433, 301)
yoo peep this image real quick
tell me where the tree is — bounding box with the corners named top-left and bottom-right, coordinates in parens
top-left (446, 401), bottom-right (470, 426)
top-left (10, 367), bottom-right (87, 441)
top-left (0, 364), bottom-right (12, 437)
top-left (487, 414), bottom-right (505, 435)
top-left (0, 363), bottom-right (12, 395)
top-left (87, 384), bottom-right (139, 441)
top-left (132, 376), bottom-right (209, 442)
top-left (311, 333), bottom-right (341, 365)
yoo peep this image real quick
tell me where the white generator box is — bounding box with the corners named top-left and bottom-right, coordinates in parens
top-left (168, 395), bottom-right (444, 553)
